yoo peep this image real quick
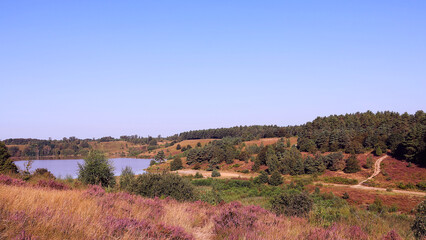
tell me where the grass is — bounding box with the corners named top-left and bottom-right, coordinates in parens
top-left (1, 178), bottom-right (413, 240)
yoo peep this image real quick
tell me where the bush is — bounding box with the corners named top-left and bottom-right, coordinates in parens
top-left (375, 146), bottom-right (383, 156)
top-left (253, 171), bottom-right (269, 184)
top-left (363, 156), bottom-right (373, 169)
top-left (212, 169), bottom-right (221, 177)
top-left (342, 192), bottom-right (349, 199)
top-left (119, 166), bottom-right (135, 192)
top-left (33, 168), bottom-right (55, 179)
top-left (412, 200), bottom-right (426, 239)
top-left (0, 142), bottom-right (18, 174)
top-left (78, 151), bottom-right (115, 187)
top-left (170, 156), bottom-right (183, 171)
top-left (194, 172), bottom-right (203, 178)
top-left (269, 171), bottom-right (283, 186)
top-left (323, 177), bottom-right (358, 185)
top-left (344, 154), bottom-right (361, 173)
top-left (368, 198), bottom-right (386, 214)
top-left (132, 172), bottom-right (195, 201)
top-left (270, 191), bottom-right (313, 217)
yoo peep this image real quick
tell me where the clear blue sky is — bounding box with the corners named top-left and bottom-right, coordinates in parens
top-left (1, 1), bottom-right (425, 139)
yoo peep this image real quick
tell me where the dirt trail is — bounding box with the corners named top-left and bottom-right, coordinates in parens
top-left (357, 155), bottom-right (387, 186)
top-left (321, 155), bottom-right (426, 196)
top-left (176, 169), bottom-right (254, 179)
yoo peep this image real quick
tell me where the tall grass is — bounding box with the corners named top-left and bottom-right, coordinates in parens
top-left (0, 175), bottom-right (410, 239)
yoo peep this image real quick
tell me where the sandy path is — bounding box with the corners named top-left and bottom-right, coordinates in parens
top-left (357, 155), bottom-right (387, 186)
top-left (320, 155), bottom-right (426, 196)
top-left (176, 169), bottom-right (253, 179)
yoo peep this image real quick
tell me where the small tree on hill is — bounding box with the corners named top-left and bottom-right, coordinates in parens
top-left (170, 156), bottom-right (183, 171)
top-left (375, 146), bottom-right (383, 156)
top-left (176, 144), bottom-right (181, 150)
top-left (0, 142), bottom-right (18, 174)
top-left (364, 156), bottom-right (373, 169)
top-left (78, 151), bottom-right (115, 187)
top-left (196, 142), bottom-right (202, 148)
top-left (344, 154), bottom-right (361, 173)
top-left (155, 150), bottom-right (165, 163)
top-left (269, 171), bottom-right (283, 186)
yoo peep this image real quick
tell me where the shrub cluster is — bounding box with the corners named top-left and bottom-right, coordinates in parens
top-left (132, 172), bottom-right (195, 201)
top-left (270, 190), bottom-right (313, 217)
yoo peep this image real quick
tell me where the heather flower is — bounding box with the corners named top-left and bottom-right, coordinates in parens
top-left (382, 230), bottom-right (403, 240)
top-left (36, 179), bottom-right (69, 190)
top-left (0, 175), bottom-right (26, 186)
top-left (13, 230), bottom-right (39, 240)
top-left (84, 184), bottom-right (105, 197)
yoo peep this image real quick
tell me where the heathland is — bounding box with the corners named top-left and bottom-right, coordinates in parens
top-left (1, 110), bottom-right (425, 239)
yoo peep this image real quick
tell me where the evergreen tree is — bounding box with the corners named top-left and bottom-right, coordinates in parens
top-left (344, 154), bottom-right (361, 173)
top-left (78, 151), bottom-right (115, 187)
top-left (269, 170), bottom-right (283, 186)
top-left (155, 150), bottom-right (166, 163)
top-left (176, 144), bottom-right (181, 150)
top-left (0, 142), bottom-right (18, 174)
top-left (170, 156), bottom-right (183, 171)
top-left (375, 146), bottom-right (383, 156)
top-left (119, 166), bottom-right (135, 192)
top-left (254, 170), bottom-right (269, 184)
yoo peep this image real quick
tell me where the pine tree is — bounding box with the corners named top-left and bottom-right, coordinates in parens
top-left (0, 142), bottom-right (18, 174)
top-left (375, 146), bottom-right (383, 156)
top-left (170, 156), bottom-right (183, 171)
top-left (254, 170), bottom-right (269, 184)
top-left (344, 154), bottom-right (361, 173)
top-left (269, 171), bottom-right (283, 186)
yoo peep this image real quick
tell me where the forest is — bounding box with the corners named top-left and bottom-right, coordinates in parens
top-left (2, 111), bottom-right (425, 166)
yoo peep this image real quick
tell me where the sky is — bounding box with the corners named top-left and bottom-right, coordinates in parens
top-left (1, 1), bottom-right (425, 140)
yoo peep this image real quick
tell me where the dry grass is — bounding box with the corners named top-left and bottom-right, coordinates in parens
top-left (0, 181), bottom-right (405, 240)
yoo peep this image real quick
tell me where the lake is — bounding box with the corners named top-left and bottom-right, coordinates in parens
top-left (14, 158), bottom-right (152, 178)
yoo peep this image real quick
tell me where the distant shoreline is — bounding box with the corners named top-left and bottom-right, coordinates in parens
top-left (11, 156), bottom-right (152, 161)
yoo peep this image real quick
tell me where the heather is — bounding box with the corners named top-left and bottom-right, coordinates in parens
top-left (0, 174), bottom-right (421, 239)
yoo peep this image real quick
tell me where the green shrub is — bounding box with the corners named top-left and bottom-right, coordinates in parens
top-left (78, 151), bottom-right (115, 187)
top-left (197, 189), bottom-right (223, 205)
top-left (412, 200), bottom-right (426, 239)
top-left (269, 171), bottom-right (283, 186)
top-left (191, 178), bottom-right (213, 186)
top-left (375, 146), bottom-right (383, 156)
top-left (343, 154), bottom-right (361, 173)
top-left (33, 168), bottom-right (55, 179)
top-left (119, 166), bottom-right (135, 192)
top-left (253, 171), bottom-right (269, 184)
top-left (323, 177), bottom-right (358, 185)
top-left (132, 172), bottom-right (195, 201)
top-left (368, 198), bottom-right (386, 214)
top-left (363, 156), bottom-right (373, 169)
top-left (194, 172), bottom-right (204, 178)
top-left (212, 169), bottom-right (221, 177)
top-left (270, 191), bottom-right (313, 217)
top-left (0, 142), bottom-right (18, 174)
top-left (170, 156), bottom-right (183, 171)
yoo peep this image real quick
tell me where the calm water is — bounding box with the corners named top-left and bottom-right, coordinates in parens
top-left (14, 158), bottom-right (152, 178)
